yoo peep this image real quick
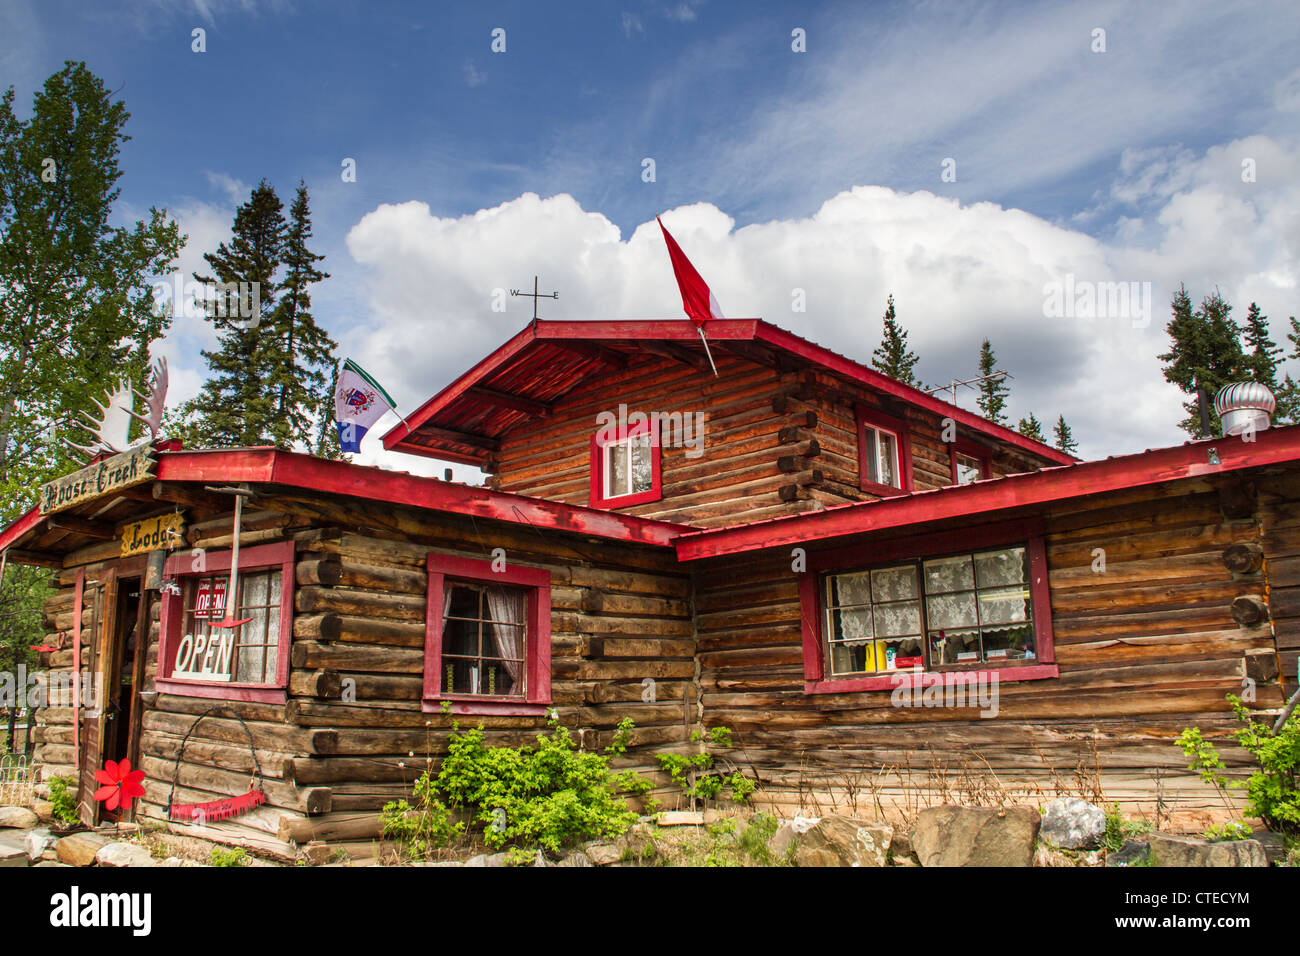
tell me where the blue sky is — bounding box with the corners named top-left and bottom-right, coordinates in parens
top-left (3, 0), bottom-right (1299, 469)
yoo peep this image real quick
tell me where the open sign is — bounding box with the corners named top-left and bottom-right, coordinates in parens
top-left (194, 579), bottom-right (227, 620)
top-left (173, 630), bottom-right (234, 682)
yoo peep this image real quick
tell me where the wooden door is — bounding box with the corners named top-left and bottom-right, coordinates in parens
top-left (76, 569), bottom-right (116, 825)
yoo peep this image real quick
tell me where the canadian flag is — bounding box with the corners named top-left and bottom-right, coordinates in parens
top-left (657, 217), bottom-right (725, 328)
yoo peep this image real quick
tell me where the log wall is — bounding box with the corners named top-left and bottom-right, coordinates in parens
top-left (689, 474), bottom-right (1287, 829)
top-left (490, 356), bottom-right (1060, 528)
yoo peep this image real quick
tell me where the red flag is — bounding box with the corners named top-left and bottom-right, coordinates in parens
top-left (658, 217), bottom-right (725, 328)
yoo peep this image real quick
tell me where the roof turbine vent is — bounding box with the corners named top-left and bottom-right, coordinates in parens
top-left (1214, 381), bottom-right (1276, 436)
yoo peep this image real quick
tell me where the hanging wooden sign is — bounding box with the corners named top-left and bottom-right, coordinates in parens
top-left (119, 512), bottom-right (185, 557)
top-left (40, 446), bottom-right (156, 515)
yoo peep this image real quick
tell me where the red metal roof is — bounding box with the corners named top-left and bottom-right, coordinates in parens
top-left (672, 423), bottom-right (1300, 561)
top-left (382, 318), bottom-right (1077, 467)
top-left (0, 446), bottom-right (693, 559)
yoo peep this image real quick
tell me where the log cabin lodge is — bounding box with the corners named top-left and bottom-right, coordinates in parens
top-left (3, 317), bottom-right (1298, 859)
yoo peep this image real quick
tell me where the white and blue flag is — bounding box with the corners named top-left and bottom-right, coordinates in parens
top-left (334, 358), bottom-right (398, 453)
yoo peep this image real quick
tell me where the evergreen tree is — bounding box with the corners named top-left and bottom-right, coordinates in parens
top-left (1158, 286), bottom-right (1247, 437)
top-left (1272, 315), bottom-right (1300, 425)
top-left (264, 182), bottom-right (337, 452)
top-left (1241, 302), bottom-right (1281, 389)
top-left (871, 294), bottom-right (920, 386)
top-left (177, 180), bottom-right (286, 446)
top-left (1017, 412), bottom-right (1045, 442)
top-left (1053, 415), bottom-right (1079, 455)
top-left (976, 339), bottom-right (1010, 425)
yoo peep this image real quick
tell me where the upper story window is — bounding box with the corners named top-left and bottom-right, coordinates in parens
top-left (590, 417), bottom-right (662, 508)
top-left (856, 407), bottom-right (912, 497)
top-left (157, 541), bottom-right (294, 704)
top-left (949, 438), bottom-right (993, 486)
top-left (798, 523), bottom-right (1057, 694)
top-left (424, 553), bottom-right (552, 715)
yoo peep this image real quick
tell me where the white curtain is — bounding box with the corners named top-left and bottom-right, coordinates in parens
top-left (484, 587), bottom-right (525, 692)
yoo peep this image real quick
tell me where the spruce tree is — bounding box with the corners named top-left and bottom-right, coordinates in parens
top-left (178, 180), bottom-right (286, 446)
top-left (264, 182), bottom-right (337, 452)
top-left (976, 339), bottom-right (1010, 425)
top-left (1158, 286), bottom-right (1247, 437)
top-left (1017, 413), bottom-right (1045, 442)
top-left (1273, 315), bottom-right (1300, 425)
top-left (1053, 415), bottom-right (1078, 455)
top-left (1241, 302), bottom-right (1281, 389)
top-left (871, 294), bottom-right (920, 386)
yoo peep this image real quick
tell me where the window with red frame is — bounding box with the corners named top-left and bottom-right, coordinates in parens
top-left (856, 407), bottom-right (912, 495)
top-left (157, 541), bottom-right (293, 702)
top-left (799, 524), bottom-right (1056, 693)
top-left (949, 438), bottom-right (992, 486)
top-left (590, 417), bottom-right (661, 507)
top-left (424, 554), bottom-right (551, 715)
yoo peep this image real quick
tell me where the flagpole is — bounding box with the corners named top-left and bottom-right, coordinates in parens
top-left (698, 326), bottom-right (718, 377)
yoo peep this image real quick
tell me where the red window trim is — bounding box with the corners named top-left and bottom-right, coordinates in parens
top-left (798, 519), bottom-right (1056, 695)
top-left (856, 406), bottom-right (913, 497)
top-left (949, 436), bottom-right (993, 485)
top-left (424, 553), bottom-right (552, 716)
top-left (589, 416), bottom-right (663, 509)
top-left (156, 540), bottom-right (294, 705)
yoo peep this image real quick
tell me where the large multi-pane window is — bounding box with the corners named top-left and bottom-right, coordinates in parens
top-left (439, 582), bottom-right (527, 698)
top-left (822, 545), bottom-right (1036, 677)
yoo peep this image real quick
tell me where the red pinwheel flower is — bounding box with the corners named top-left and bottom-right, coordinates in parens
top-left (93, 759), bottom-right (146, 813)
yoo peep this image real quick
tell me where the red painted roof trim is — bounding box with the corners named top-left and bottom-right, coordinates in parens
top-left (673, 425), bottom-right (1300, 561)
top-left (0, 447), bottom-right (692, 556)
top-left (380, 318), bottom-right (1075, 466)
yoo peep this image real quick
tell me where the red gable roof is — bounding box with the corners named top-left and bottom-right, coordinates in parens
top-left (381, 318), bottom-right (1077, 467)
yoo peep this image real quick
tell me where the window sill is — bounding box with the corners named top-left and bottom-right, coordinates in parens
top-left (422, 697), bottom-right (552, 717)
top-left (589, 489), bottom-right (662, 509)
top-left (155, 678), bottom-right (287, 705)
top-left (804, 663), bottom-right (1059, 695)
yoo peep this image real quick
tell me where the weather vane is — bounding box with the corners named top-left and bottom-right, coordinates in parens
top-left (510, 276), bottom-right (558, 320)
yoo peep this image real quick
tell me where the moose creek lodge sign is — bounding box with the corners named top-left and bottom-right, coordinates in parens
top-left (39, 446), bottom-right (156, 515)
top-left (120, 512), bottom-right (185, 557)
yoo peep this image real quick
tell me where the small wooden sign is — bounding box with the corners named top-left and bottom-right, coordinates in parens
top-left (40, 446), bottom-right (156, 515)
top-left (120, 512), bottom-right (185, 558)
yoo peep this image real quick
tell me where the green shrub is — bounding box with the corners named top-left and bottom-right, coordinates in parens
top-left (383, 718), bottom-right (637, 858)
top-left (1204, 821), bottom-right (1253, 842)
top-left (656, 726), bottom-right (757, 804)
top-left (1177, 695), bottom-right (1300, 837)
top-left (210, 846), bottom-right (250, 867)
top-left (47, 775), bottom-right (79, 825)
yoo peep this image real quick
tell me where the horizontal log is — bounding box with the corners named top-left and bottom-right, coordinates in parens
top-left (1223, 542), bottom-right (1264, 573)
top-left (288, 669), bottom-right (342, 699)
top-left (295, 586), bottom-right (425, 622)
top-left (290, 640), bottom-right (424, 673)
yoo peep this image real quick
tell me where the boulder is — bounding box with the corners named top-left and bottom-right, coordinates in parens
top-left (31, 802), bottom-right (57, 825)
top-left (55, 831), bottom-right (111, 867)
top-left (771, 814), bottom-right (893, 867)
top-left (912, 805), bottom-right (1040, 867)
top-left (1148, 833), bottom-right (1267, 867)
top-left (95, 842), bottom-right (156, 868)
top-left (1039, 798), bottom-right (1106, 850)
top-left (464, 852), bottom-right (510, 867)
top-left (1105, 840), bottom-right (1151, 867)
top-left (0, 806), bottom-right (38, 829)
top-left (558, 850), bottom-right (593, 867)
top-left (25, 828), bottom-right (57, 864)
top-left (585, 843), bottom-right (622, 866)
top-left (656, 810), bottom-right (704, 827)
top-left (1252, 831), bottom-right (1288, 866)
top-left (0, 831), bottom-right (26, 867)
top-left (888, 830), bottom-right (919, 866)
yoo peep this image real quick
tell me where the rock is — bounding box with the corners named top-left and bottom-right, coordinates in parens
top-left (1039, 798), bottom-right (1106, 850)
top-left (464, 852), bottom-right (510, 867)
top-left (771, 814), bottom-right (893, 867)
top-left (1148, 833), bottom-right (1267, 867)
top-left (25, 828), bottom-right (56, 864)
top-left (1106, 840), bottom-right (1151, 867)
top-left (0, 806), bottom-right (38, 829)
top-left (159, 857), bottom-right (186, 867)
top-left (1252, 831), bottom-right (1288, 866)
top-left (31, 802), bottom-right (56, 825)
top-left (889, 830), bottom-right (919, 866)
top-left (558, 850), bottom-right (593, 867)
top-left (656, 811), bottom-right (705, 827)
top-left (55, 831), bottom-right (111, 867)
top-left (585, 843), bottom-right (622, 866)
top-left (34, 860), bottom-right (71, 867)
top-left (912, 805), bottom-right (1041, 867)
top-left (0, 831), bottom-right (26, 867)
top-left (615, 822), bottom-right (659, 862)
top-left (1033, 843), bottom-right (1076, 867)
top-left (95, 842), bottom-right (156, 867)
